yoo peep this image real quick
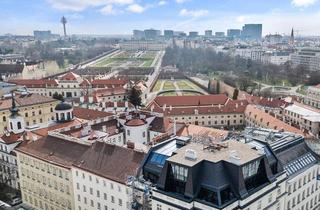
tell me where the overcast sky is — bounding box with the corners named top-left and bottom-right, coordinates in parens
top-left (1, 0), bottom-right (320, 36)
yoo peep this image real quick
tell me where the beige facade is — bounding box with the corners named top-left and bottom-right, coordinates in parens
top-left (17, 152), bottom-right (75, 210)
top-left (171, 113), bottom-right (244, 128)
top-left (304, 85), bottom-right (320, 109)
top-left (0, 100), bottom-right (59, 134)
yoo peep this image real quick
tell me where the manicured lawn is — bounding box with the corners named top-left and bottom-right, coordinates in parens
top-left (152, 81), bottom-right (162, 92)
top-left (163, 81), bottom-right (175, 90)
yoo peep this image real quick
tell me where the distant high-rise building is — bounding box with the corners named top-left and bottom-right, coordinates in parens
top-left (33, 30), bottom-right (52, 40)
top-left (60, 16), bottom-right (67, 37)
top-left (174, 31), bottom-right (186, 37)
top-left (144, 29), bottom-right (161, 40)
top-left (164, 30), bottom-right (174, 39)
top-left (227, 29), bottom-right (241, 38)
top-left (205, 30), bottom-right (213, 37)
top-left (189, 31), bottom-right (199, 38)
top-left (241, 24), bottom-right (262, 40)
top-left (133, 30), bottom-right (145, 39)
top-left (215, 32), bottom-right (225, 37)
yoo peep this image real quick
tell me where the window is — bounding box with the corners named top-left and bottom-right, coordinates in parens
top-left (104, 193), bottom-right (107, 200)
top-left (3, 116), bottom-right (6, 122)
top-left (111, 196), bottom-right (114, 203)
top-left (119, 199), bottom-right (122, 206)
top-left (97, 190), bottom-right (100, 197)
top-left (242, 161), bottom-right (260, 179)
top-left (171, 164), bottom-right (188, 182)
top-left (156, 204), bottom-right (162, 210)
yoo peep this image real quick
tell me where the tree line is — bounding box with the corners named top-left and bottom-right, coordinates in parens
top-left (162, 47), bottom-right (320, 87)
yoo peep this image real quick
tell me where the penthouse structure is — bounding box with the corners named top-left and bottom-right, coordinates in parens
top-left (147, 95), bottom-right (248, 128)
top-left (141, 137), bottom-right (286, 209)
top-left (243, 128), bottom-right (320, 210)
top-left (140, 128), bottom-right (320, 210)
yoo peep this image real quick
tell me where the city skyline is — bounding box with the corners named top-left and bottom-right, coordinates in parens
top-left (1, 0), bottom-right (320, 36)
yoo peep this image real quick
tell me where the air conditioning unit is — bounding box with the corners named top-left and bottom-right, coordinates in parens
top-left (185, 149), bottom-right (197, 161)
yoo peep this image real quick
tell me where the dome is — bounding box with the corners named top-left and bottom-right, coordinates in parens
top-left (125, 119), bottom-right (146, 126)
top-left (55, 102), bottom-right (72, 111)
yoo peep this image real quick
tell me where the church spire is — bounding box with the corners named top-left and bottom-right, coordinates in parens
top-left (9, 92), bottom-right (19, 116)
top-left (290, 27), bottom-right (294, 45)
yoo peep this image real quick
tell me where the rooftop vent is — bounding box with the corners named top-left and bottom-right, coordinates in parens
top-left (185, 149), bottom-right (197, 161)
top-left (229, 150), bottom-right (241, 164)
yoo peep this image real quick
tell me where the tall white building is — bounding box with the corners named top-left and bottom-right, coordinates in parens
top-left (290, 48), bottom-right (320, 71)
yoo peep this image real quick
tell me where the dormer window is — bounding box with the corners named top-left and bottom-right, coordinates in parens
top-left (171, 164), bottom-right (188, 182)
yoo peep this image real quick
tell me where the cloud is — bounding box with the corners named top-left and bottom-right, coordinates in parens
top-left (175, 0), bottom-right (189, 3)
top-left (158, 1), bottom-right (167, 6)
top-left (236, 15), bottom-right (250, 23)
top-left (179, 8), bottom-right (209, 18)
top-left (126, 4), bottom-right (147, 13)
top-left (100, 4), bottom-right (117, 15)
top-left (292, 0), bottom-right (318, 7)
top-left (47, 0), bottom-right (134, 11)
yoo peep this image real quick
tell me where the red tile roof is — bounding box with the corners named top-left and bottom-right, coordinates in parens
top-left (31, 119), bottom-right (85, 137)
top-left (0, 133), bottom-right (23, 144)
top-left (59, 72), bottom-right (79, 81)
top-left (245, 95), bottom-right (287, 108)
top-left (147, 97), bottom-right (248, 116)
top-left (79, 79), bottom-right (91, 87)
top-left (245, 104), bottom-right (304, 136)
top-left (125, 119), bottom-right (146, 126)
top-left (15, 135), bottom-right (90, 168)
top-left (73, 107), bottom-right (113, 120)
top-left (0, 93), bottom-right (58, 110)
top-left (8, 79), bottom-right (58, 88)
top-left (94, 87), bottom-right (126, 97)
top-left (73, 142), bottom-right (145, 184)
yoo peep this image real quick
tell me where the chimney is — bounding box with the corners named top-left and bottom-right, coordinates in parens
top-left (114, 101), bottom-right (117, 108)
top-left (236, 103), bottom-right (238, 108)
top-left (169, 105), bottom-right (172, 111)
top-left (241, 101), bottom-right (243, 106)
top-left (125, 101), bottom-right (128, 108)
top-left (127, 141), bottom-right (135, 149)
top-left (163, 104), bottom-right (167, 112)
top-left (151, 104), bottom-right (154, 112)
top-left (218, 104), bottom-right (221, 109)
top-left (102, 125), bottom-right (107, 132)
top-left (173, 119), bottom-right (177, 136)
top-left (80, 96), bottom-right (84, 103)
top-left (89, 96), bottom-right (93, 104)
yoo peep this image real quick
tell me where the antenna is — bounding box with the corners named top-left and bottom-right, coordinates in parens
top-left (61, 16), bottom-right (67, 37)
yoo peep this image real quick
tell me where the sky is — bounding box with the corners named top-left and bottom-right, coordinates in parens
top-left (1, 0), bottom-right (320, 36)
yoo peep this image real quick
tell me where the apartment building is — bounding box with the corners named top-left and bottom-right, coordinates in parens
top-left (141, 136), bottom-right (288, 210)
top-left (283, 103), bottom-right (320, 138)
top-left (16, 135), bottom-right (89, 210)
top-left (72, 142), bottom-right (145, 210)
top-left (244, 128), bottom-right (320, 210)
top-left (140, 128), bottom-right (320, 210)
top-left (9, 72), bottom-right (127, 100)
top-left (244, 104), bottom-right (304, 136)
top-left (147, 95), bottom-right (248, 129)
top-left (0, 92), bottom-right (59, 134)
top-left (290, 48), bottom-right (320, 71)
top-left (304, 84), bottom-right (320, 109)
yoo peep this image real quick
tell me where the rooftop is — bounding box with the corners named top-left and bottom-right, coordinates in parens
top-left (73, 142), bottom-right (145, 184)
top-left (73, 107), bottom-right (113, 120)
top-left (168, 140), bottom-right (261, 167)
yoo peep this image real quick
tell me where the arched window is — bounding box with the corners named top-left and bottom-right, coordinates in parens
top-left (61, 113), bottom-right (65, 121)
top-left (3, 116), bottom-right (6, 122)
top-left (17, 122), bottom-right (22, 129)
top-left (67, 112), bottom-right (71, 120)
top-left (10, 122), bottom-right (13, 130)
top-left (56, 113), bottom-right (59, 121)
